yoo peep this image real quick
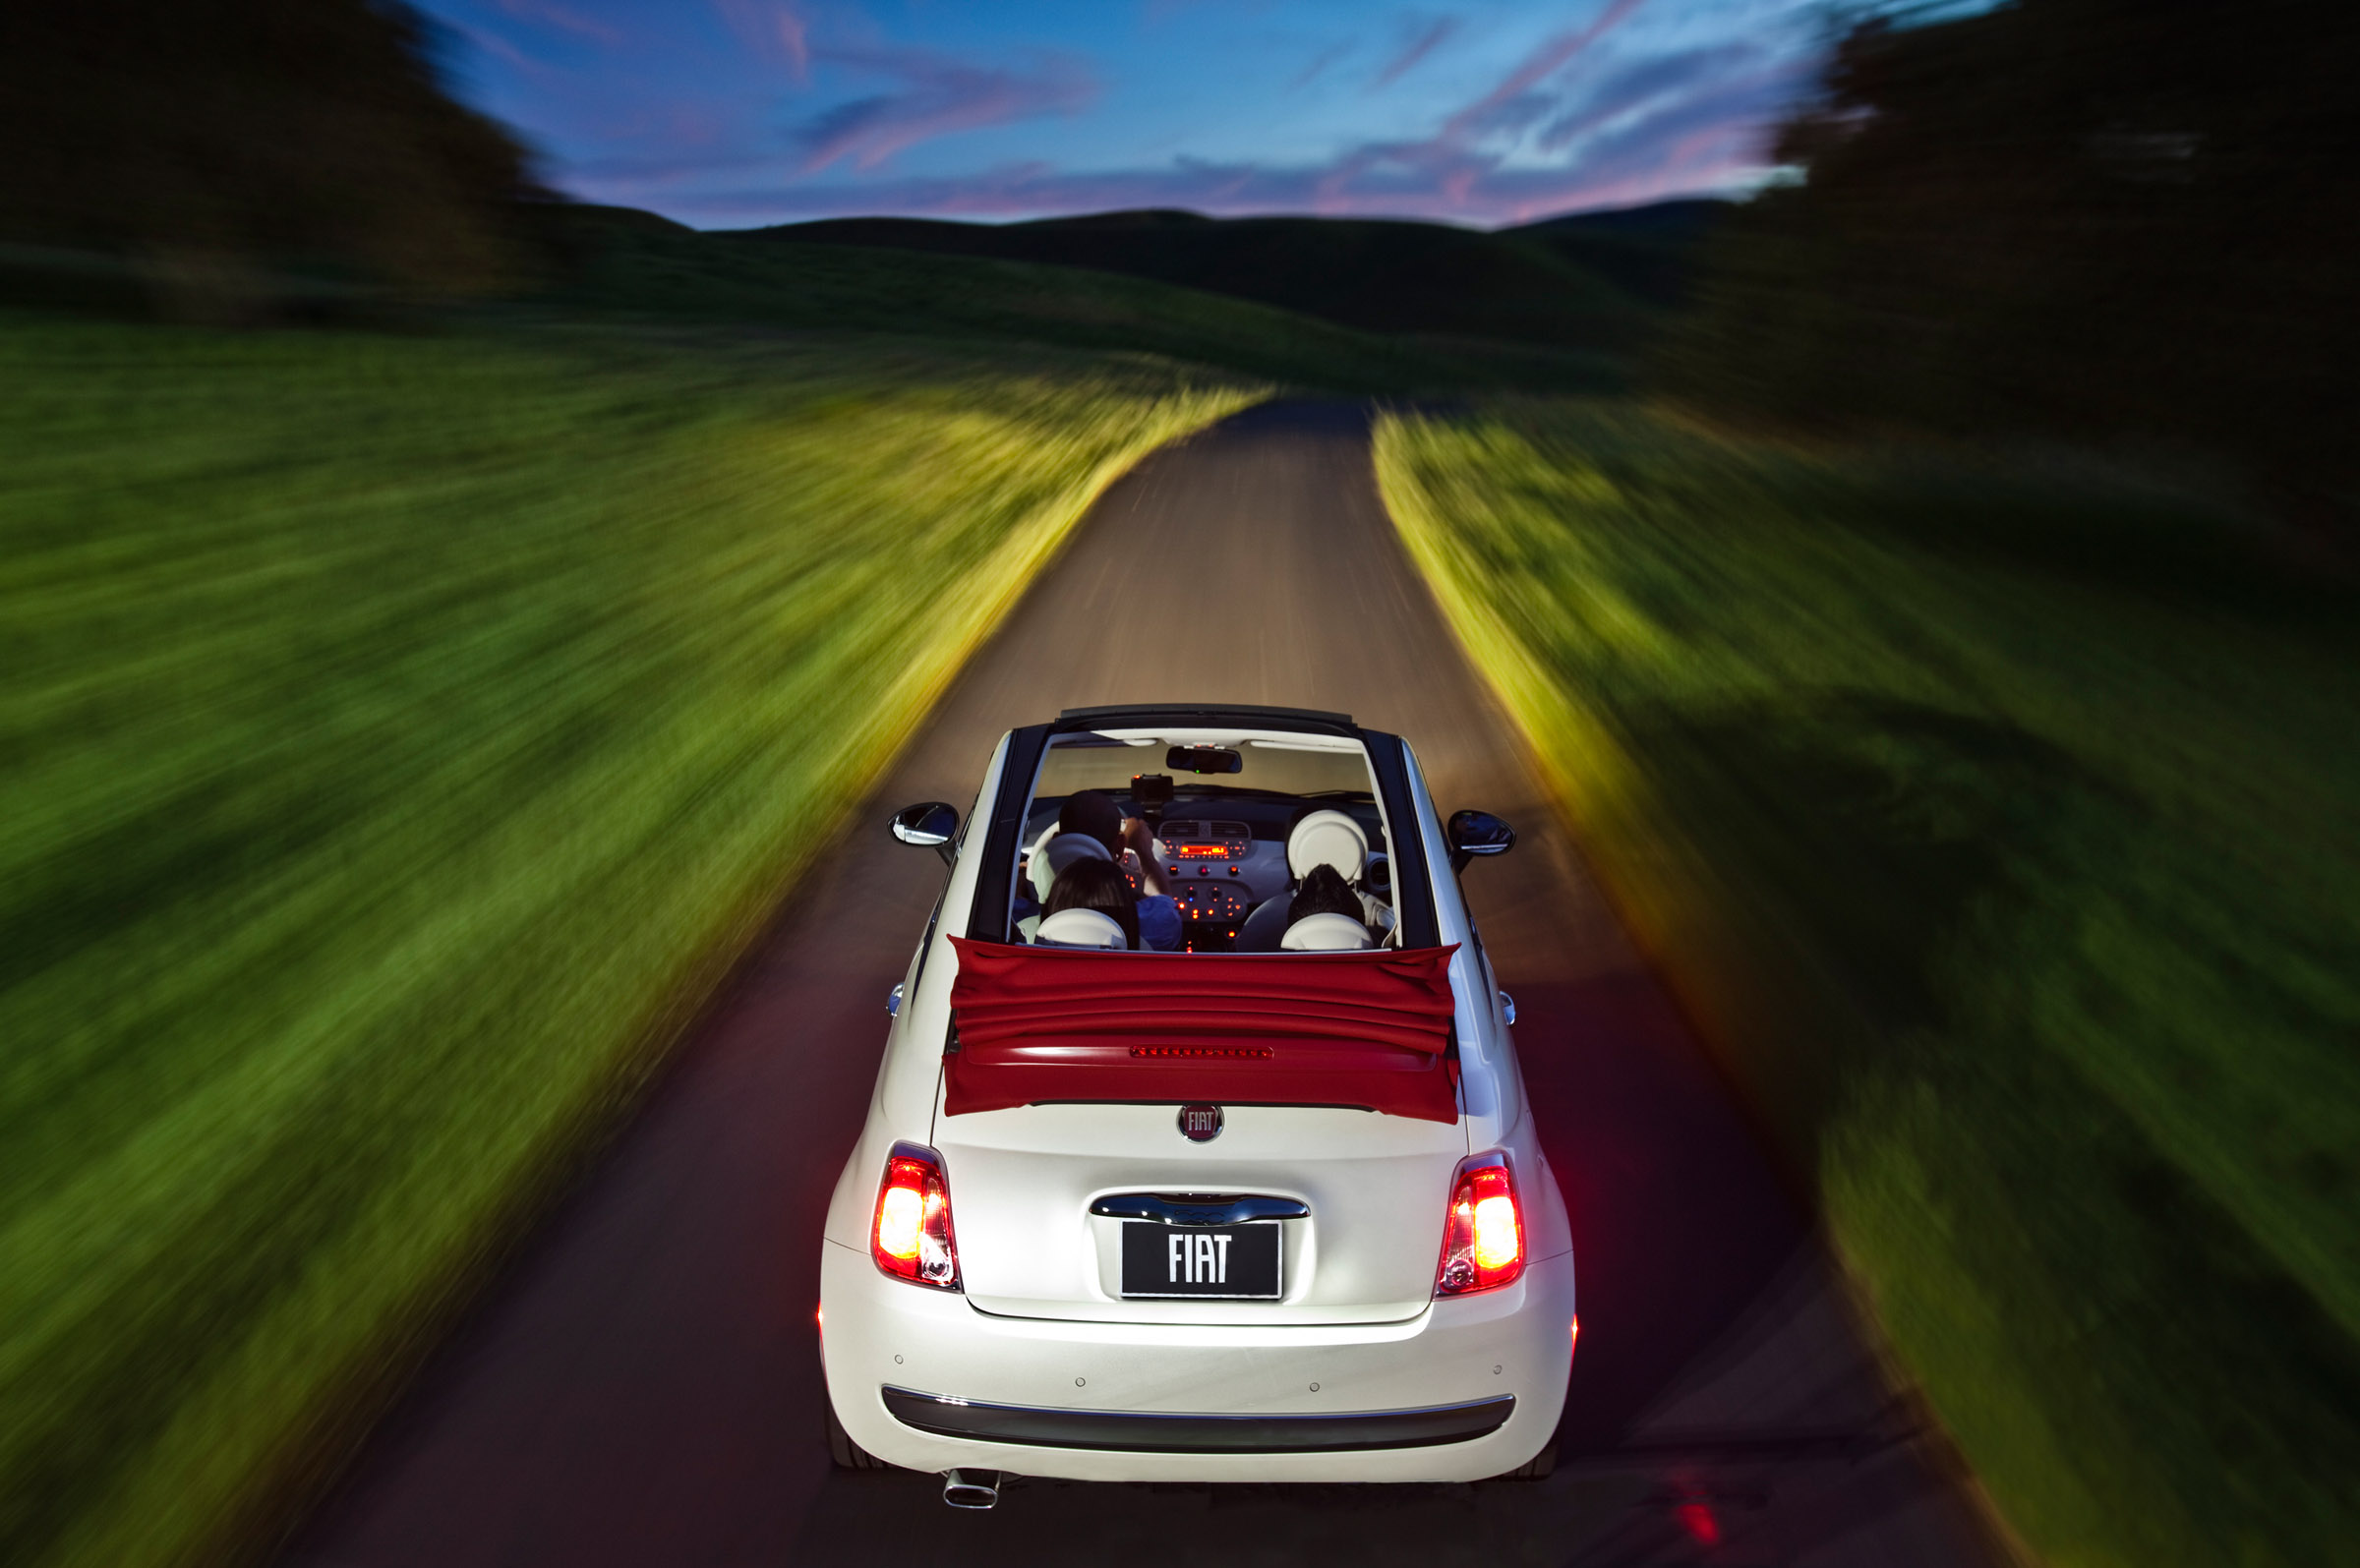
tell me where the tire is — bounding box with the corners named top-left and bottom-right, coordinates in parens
top-left (823, 1394), bottom-right (890, 1471)
top-left (1491, 1438), bottom-right (1558, 1481)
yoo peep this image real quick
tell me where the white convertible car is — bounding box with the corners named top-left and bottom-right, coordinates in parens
top-left (818, 704), bottom-right (1576, 1508)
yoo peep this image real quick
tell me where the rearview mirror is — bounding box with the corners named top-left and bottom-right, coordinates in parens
top-left (891, 801), bottom-right (959, 864)
top-left (1446, 809), bottom-right (1515, 873)
top-left (1166, 745), bottom-right (1243, 775)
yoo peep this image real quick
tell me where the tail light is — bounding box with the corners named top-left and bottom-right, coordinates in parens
top-left (1435, 1150), bottom-right (1523, 1296)
top-left (871, 1141), bottom-right (961, 1290)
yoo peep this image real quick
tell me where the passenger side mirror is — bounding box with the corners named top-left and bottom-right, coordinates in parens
top-left (891, 801), bottom-right (960, 865)
top-left (1446, 809), bottom-right (1515, 874)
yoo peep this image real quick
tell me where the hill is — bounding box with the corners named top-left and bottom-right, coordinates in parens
top-left (528, 203), bottom-right (1621, 394)
top-left (738, 203), bottom-right (1722, 357)
top-left (1510, 198), bottom-right (1736, 308)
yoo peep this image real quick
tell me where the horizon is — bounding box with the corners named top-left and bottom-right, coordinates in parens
top-left (607, 190), bottom-right (1737, 236)
top-left (413, 1), bottom-right (1841, 230)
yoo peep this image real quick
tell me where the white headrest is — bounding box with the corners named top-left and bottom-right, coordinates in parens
top-left (1029, 827), bottom-right (1113, 900)
top-left (1035, 906), bottom-right (1128, 949)
top-left (1279, 912), bottom-right (1376, 951)
top-left (1287, 809), bottom-right (1368, 882)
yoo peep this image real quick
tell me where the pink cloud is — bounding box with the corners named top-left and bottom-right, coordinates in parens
top-left (712, 0), bottom-right (814, 83)
top-left (776, 2), bottom-right (811, 80)
top-left (1444, 0), bottom-right (1649, 141)
top-left (442, 16), bottom-right (563, 78)
top-left (791, 45), bottom-right (1097, 173)
top-left (1373, 17), bottom-right (1459, 89)
top-left (495, 0), bottom-right (621, 48)
top-left (1290, 39), bottom-right (1354, 90)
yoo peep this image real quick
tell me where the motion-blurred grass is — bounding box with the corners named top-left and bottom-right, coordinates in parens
top-left (0, 311), bottom-right (1257, 1568)
top-left (1377, 404), bottom-right (2360, 1567)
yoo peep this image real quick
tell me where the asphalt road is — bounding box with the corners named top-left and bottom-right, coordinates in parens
top-left (280, 402), bottom-right (2015, 1567)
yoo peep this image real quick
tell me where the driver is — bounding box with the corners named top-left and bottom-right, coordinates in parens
top-left (1045, 789), bottom-right (1182, 952)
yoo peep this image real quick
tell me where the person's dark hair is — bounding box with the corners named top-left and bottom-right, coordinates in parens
top-left (1288, 863), bottom-right (1367, 928)
top-left (1046, 857), bottom-right (1141, 950)
top-left (1058, 789), bottom-right (1126, 857)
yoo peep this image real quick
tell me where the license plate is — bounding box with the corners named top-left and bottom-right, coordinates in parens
top-left (1120, 1221), bottom-right (1282, 1300)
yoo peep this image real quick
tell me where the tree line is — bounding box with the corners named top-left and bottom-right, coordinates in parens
top-left (1665, 0), bottom-right (2358, 519)
top-left (0, 0), bottom-right (535, 294)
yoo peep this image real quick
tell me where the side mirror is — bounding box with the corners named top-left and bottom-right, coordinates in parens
top-left (891, 801), bottom-right (959, 865)
top-left (1446, 809), bottom-right (1515, 874)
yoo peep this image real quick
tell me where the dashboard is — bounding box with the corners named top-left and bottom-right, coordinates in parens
top-left (1153, 819), bottom-right (1257, 926)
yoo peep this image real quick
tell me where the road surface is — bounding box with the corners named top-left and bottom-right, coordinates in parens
top-left (280, 402), bottom-right (2014, 1567)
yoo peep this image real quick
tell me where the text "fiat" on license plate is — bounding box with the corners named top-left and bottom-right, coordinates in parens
top-left (1119, 1222), bottom-right (1282, 1299)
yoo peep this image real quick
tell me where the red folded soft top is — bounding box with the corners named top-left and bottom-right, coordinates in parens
top-left (942, 937), bottom-right (1461, 1123)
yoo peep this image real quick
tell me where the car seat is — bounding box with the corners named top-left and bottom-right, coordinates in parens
top-left (1028, 824), bottom-right (1114, 901)
top-left (1033, 907), bottom-right (1129, 949)
top-left (1287, 809), bottom-right (1368, 882)
top-left (1237, 810), bottom-right (1372, 953)
top-left (1279, 912), bottom-right (1376, 951)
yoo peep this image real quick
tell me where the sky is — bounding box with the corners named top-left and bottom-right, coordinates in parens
top-left (411, 0), bottom-right (1843, 230)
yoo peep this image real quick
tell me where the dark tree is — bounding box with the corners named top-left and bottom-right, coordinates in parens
top-left (0, 0), bottom-right (538, 291)
top-left (1665, 0), bottom-right (2360, 511)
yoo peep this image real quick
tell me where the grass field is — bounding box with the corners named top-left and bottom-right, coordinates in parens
top-left (0, 310), bottom-right (1257, 1568)
top-left (1377, 403), bottom-right (2360, 1568)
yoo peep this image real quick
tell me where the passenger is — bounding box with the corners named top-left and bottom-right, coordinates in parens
top-left (1278, 864), bottom-right (1377, 951)
top-left (1237, 809), bottom-right (1387, 952)
top-left (1037, 858), bottom-right (1142, 950)
top-left (1288, 863), bottom-right (1365, 925)
top-left (1050, 789), bottom-right (1182, 952)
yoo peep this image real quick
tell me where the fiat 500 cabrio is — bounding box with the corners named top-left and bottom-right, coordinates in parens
top-left (818, 703), bottom-right (1575, 1507)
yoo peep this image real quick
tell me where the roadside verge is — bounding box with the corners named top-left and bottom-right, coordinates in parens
top-left (0, 313), bottom-right (1259, 1568)
top-left (1374, 399), bottom-right (2360, 1568)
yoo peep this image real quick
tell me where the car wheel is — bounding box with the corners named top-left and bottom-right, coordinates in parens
top-left (1491, 1439), bottom-right (1558, 1481)
top-left (823, 1396), bottom-right (890, 1471)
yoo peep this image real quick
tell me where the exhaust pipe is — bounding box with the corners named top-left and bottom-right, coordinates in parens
top-left (941, 1469), bottom-right (1001, 1510)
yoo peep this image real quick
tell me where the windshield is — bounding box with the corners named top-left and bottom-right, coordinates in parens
top-left (1016, 728), bottom-right (1397, 954)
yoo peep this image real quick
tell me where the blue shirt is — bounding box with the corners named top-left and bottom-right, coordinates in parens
top-left (1137, 894), bottom-right (1183, 952)
top-left (1012, 888), bottom-right (1183, 951)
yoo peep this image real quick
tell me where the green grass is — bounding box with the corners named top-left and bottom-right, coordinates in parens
top-left (528, 205), bottom-right (1623, 394)
top-left (1376, 402), bottom-right (2360, 1568)
top-left (0, 310), bottom-right (1258, 1568)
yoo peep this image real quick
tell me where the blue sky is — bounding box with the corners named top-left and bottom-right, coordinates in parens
top-left (414, 1), bottom-right (1841, 229)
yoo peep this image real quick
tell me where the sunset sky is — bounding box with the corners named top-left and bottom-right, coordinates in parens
top-left (412, 0), bottom-right (1841, 229)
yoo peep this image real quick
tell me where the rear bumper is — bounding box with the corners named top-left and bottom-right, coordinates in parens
top-left (882, 1384), bottom-right (1515, 1453)
top-left (819, 1239), bottom-right (1575, 1482)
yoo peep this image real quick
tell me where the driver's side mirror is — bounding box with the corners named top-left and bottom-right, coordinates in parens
top-left (1446, 809), bottom-right (1515, 874)
top-left (891, 801), bottom-right (960, 865)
